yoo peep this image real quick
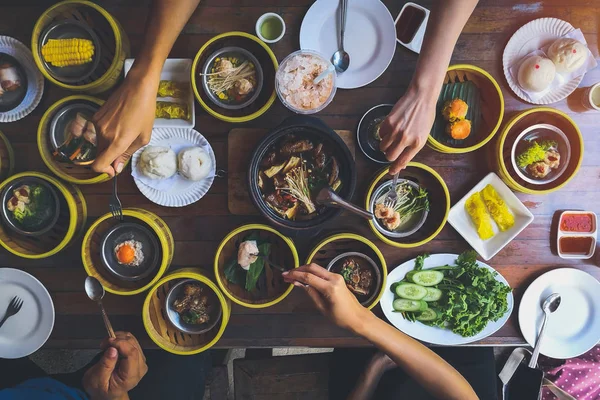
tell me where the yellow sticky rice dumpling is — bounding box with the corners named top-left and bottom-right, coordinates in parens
top-left (155, 101), bottom-right (189, 120)
top-left (481, 184), bottom-right (514, 232)
top-left (465, 192), bottom-right (494, 240)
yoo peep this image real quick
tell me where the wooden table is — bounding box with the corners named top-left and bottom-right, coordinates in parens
top-left (1, 0), bottom-right (599, 349)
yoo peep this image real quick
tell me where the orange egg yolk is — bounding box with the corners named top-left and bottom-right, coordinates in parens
top-left (117, 245), bottom-right (135, 264)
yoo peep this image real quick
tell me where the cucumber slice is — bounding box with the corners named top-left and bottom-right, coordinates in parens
top-left (395, 283), bottom-right (428, 300)
top-left (411, 270), bottom-right (444, 286)
top-left (406, 270), bottom-right (417, 283)
top-left (416, 308), bottom-right (440, 322)
top-left (423, 287), bottom-right (443, 302)
top-left (393, 299), bottom-right (428, 312)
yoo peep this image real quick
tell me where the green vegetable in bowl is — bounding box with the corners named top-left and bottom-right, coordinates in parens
top-left (391, 250), bottom-right (511, 337)
top-left (516, 140), bottom-right (557, 169)
top-left (223, 232), bottom-right (272, 292)
top-left (6, 184), bottom-right (56, 232)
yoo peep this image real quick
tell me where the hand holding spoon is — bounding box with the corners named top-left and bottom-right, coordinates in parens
top-left (529, 293), bottom-right (561, 368)
top-left (85, 276), bottom-right (116, 339)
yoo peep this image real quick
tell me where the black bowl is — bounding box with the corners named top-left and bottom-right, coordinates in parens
top-left (248, 116), bottom-right (356, 232)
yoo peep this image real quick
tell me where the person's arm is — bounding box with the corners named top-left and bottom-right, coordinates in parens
top-left (347, 352), bottom-right (396, 400)
top-left (91, 0), bottom-right (201, 176)
top-left (379, 0), bottom-right (478, 174)
top-left (283, 264), bottom-right (478, 400)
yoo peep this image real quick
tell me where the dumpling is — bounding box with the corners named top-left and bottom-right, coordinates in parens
top-left (178, 147), bottom-right (212, 181)
top-left (139, 146), bottom-right (177, 180)
top-left (234, 78), bottom-right (254, 96)
top-left (518, 55), bottom-right (556, 92)
top-left (547, 38), bottom-right (588, 73)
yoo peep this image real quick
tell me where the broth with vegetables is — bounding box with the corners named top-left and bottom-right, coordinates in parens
top-left (258, 134), bottom-right (343, 221)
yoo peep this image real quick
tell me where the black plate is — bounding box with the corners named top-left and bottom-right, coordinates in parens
top-left (248, 115), bottom-right (357, 232)
top-left (0, 53), bottom-right (28, 113)
top-left (100, 222), bottom-right (160, 282)
top-left (357, 104), bottom-right (393, 164)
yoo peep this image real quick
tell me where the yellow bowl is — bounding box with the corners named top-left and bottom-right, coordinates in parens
top-left (143, 268), bottom-right (231, 355)
top-left (32, 0), bottom-right (130, 93)
top-left (37, 95), bottom-right (111, 185)
top-left (365, 162), bottom-right (450, 248)
top-left (191, 32), bottom-right (278, 123)
top-left (496, 107), bottom-right (583, 194)
top-left (0, 172), bottom-right (87, 259)
top-left (82, 209), bottom-right (173, 295)
top-left (305, 233), bottom-right (388, 310)
top-left (214, 224), bottom-right (299, 308)
top-left (428, 64), bottom-right (504, 154)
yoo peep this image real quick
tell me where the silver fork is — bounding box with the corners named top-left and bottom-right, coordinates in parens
top-left (109, 176), bottom-right (123, 221)
top-left (383, 172), bottom-right (400, 209)
top-left (0, 296), bottom-right (23, 329)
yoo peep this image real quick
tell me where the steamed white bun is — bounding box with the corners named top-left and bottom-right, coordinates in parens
top-left (547, 38), bottom-right (588, 73)
top-left (178, 147), bottom-right (212, 181)
top-left (518, 55), bottom-right (556, 92)
top-left (139, 146), bottom-right (177, 180)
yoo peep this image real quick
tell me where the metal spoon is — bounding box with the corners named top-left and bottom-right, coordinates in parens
top-left (332, 0), bottom-right (350, 72)
top-left (85, 276), bottom-right (116, 339)
top-left (316, 187), bottom-right (373, 220)
top-left (528, 293), bottom-right (561, 368)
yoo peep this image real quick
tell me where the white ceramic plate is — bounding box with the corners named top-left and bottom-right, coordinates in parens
top-left (380, 253), bottom-right (513, 346)
top-left (0, 36), bottom-right (44, 122)
top-left (519, 268), bottom-right (600, 359)
top-left (448, 172), bottom-right (534, 261)
top-left (0, 268), bottom-right (54, 359)
top-left (300, 0), bottom-right (396, 89)
top-left (131, 128), bottom-right (216, 207)
top-left (124, 58), bottom-right (195, 129)
top-left (503, 18), bottom-right (581, 105)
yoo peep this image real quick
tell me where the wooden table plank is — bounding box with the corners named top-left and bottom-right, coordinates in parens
top-left (0, 0), bottom-right (599, 350)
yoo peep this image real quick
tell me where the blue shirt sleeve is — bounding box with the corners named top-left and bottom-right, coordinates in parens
top-left (0, 377), bottom-right (88, 400)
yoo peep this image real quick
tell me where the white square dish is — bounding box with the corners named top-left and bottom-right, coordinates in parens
top-left (124, 58), bottom-right (195, 129)
top-left (448, 172), bottom-right (534, 260)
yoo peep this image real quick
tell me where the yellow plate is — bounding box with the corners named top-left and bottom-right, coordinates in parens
top-left (365, 162), bottom-right (450, 248)
top-left (214, 223), bottom-right (299, 308)
top-left (305, 233), bottom-right (388, 310)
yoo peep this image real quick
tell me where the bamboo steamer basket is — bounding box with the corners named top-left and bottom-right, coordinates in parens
top-left (143, 268), bottom-right (231, 355)
top-left (214, 224), bottom-right (299, 308)
top-left (38, 95), bottom-right (110, 185)
top-left (82, 209), bottom-right (174, 296)
top-left (495, 107), bottom-right (583, 195)
top-left (0, 130), bottom-right (14, 181)
top-left (32, 0), bottom-right (130, 94)
top-left (306, 233), bottom-right (388, 310)
top-left (0, 172), bottom-right (86, 259)
top-left (427, 64), bottom-right (504, 154)
top-left (365, 163), bottom-right (450, 248)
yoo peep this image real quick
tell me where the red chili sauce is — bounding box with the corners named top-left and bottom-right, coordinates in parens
top-left (559, 236), bottom-right (594, 254)
top-left (560, 214), bottom-right (594, 233)
top-left (396, 6), bottom-right (426, 44)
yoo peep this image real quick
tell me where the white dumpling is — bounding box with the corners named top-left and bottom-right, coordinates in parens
top-left (518, 55), bottom-right (556, 92)
top-left (139, 146), bottom-right (177, 180)
top-left (178, 147), bottom-right (212, 181)
top-left (547, 38), bottom-right (588, 73)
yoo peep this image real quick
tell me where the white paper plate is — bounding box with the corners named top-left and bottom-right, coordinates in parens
top-left (0, 36), bottom-right (44, 122)
top-left (124, 58), bottom-right (195, 129)
top-left (380, 253), bottom-right (513, 346)
top-left (300, 0), bottom-right (396, 89)
top-left (0, 268), bottom-right (54, 359)
top-left (448, 172), bottom-right (534, 261)
top-left (503, 18), bottom-right (581, 105)
top-left (519, 268), bottom-right (600, 359)
top-left (131, 128), bottom-right (216, 207)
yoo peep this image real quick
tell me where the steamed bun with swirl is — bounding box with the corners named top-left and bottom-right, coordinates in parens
top-left (178, 147), bottom-right (212, 181)
top-left (518, 55), bottom-right (556, 92)
top-left (547, 38), bottom-right (588, 73)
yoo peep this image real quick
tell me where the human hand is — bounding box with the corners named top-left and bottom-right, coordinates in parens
top-left (379, 84), bottom-right (437, 174)
top-left (282, 263), bottom-right (370, 332)
top-left (91, 67), bottom-right (159, 177)
top-left (83, 331), bottom-right (148, 400)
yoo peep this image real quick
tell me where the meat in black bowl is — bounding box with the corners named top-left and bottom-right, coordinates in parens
top-left (326, 252), bottom-right (382, 307)
top-left (248, 116), bottom-right (356, 231)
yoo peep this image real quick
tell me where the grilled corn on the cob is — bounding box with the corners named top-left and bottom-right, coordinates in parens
top-left (41, 38), bottom-right (95, 67)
